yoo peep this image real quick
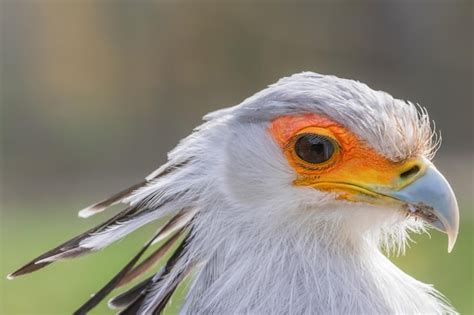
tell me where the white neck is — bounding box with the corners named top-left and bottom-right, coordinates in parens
top-left (180, 202), bottom-right (455, 315)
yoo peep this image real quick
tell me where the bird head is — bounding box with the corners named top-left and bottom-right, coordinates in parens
top-left (201, 72), bottom-right (459, 252)
top-left (8, 72), bottom-right (460, 314)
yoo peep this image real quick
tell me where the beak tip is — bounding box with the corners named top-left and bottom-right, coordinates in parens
top-left (440, 204), bottom-right (459, 253)
top-left (431, 214), bottom-right (458, 253)
top-left (447, 231), bottom-right (458, 253)
top-left (447, 242), bottom-right (455, 253)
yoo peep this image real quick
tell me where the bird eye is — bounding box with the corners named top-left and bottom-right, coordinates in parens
top-left (295, 134), bottom-right (336, 164)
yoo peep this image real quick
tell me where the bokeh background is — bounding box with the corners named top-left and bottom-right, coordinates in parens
top-left (1, 1), bottom-right (473, 314)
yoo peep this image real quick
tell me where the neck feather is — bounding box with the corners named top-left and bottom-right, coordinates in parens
top-left (178, 201), bottom-right (455, 314)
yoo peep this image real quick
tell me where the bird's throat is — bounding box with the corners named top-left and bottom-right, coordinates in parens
top-left (182, 225), bottom-right (452, 314)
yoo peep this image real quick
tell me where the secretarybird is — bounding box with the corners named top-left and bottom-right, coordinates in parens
top-left (9, 72), bottom-right (459, 314)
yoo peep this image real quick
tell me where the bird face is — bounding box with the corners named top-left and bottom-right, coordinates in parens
top-left (217, 73), bottom-right (459, 252)
top-left (269, 113), bottom-right (459, 251)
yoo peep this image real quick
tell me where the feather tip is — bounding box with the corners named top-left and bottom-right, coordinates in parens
top-left (78, 205), bottom-right (105, 218)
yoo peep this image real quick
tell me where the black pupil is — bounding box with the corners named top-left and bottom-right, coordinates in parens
top-left (295, 134), bottom-right (335, 164)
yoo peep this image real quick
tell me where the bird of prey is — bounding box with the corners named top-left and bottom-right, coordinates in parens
top-left (9, 72), bottom-right (459, 314)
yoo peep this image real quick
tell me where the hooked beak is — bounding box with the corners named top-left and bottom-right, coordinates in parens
top-left (388, 163), bottom-right (459, 252)
top-left (303, 157), bottom-right (460, 252)
top-left (270, 113), bottom-right (460, 252)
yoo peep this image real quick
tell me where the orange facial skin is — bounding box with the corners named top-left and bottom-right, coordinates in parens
top-left (270, 114), bottom-right (424, 203)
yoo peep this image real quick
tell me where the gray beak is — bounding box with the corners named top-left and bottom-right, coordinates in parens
top-left (391, 163), bottom-right (459, 252)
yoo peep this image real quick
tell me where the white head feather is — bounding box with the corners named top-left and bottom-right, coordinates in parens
top-left (117, 72), bottom-right (453, 314)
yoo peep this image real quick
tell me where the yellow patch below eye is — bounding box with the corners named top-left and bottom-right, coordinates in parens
top-left (269, 114), bottom-right (421, 202)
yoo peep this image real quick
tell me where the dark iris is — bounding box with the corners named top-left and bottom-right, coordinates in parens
top-left (295, 134), bottom-right (335, 164)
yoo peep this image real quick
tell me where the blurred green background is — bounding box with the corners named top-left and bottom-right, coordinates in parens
top-left (1, 1), bottom-right (472, 314)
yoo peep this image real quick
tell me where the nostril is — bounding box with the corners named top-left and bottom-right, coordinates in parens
top-left (400, 165), bottom-right (421, 179)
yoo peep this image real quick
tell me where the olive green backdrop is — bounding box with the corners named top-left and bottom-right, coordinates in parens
top-left (1, 1), bottom-right (472, 314)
